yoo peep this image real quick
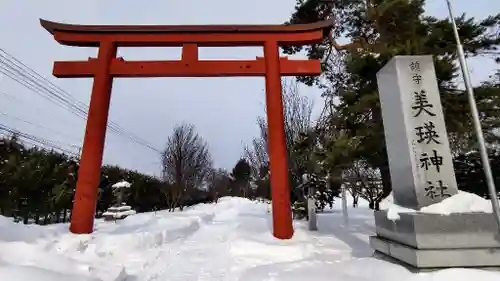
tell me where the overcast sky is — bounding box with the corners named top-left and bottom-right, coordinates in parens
top-left (0, 0), bottom-right (498, 177)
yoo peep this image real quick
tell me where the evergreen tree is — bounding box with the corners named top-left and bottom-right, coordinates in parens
top-left (0, 134), bottom-right (221, 224)
top-left (231, 159), bottom-right (252, 197)
top-left (286, 0), bottom-right (500, 202)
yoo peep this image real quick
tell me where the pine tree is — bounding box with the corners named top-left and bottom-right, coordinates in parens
top-left (231, 159), bottom-right (252, 197)
top-left (286, 0), bottom-right (500, 201)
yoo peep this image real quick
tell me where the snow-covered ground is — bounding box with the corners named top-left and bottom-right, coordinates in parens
top-left (0, 196), bottom-right (499, 281)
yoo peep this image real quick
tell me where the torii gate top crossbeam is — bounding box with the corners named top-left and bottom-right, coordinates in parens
top-left (40, 19), bottom-right (334, 47)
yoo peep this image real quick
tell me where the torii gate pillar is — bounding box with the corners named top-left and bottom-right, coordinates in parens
top-left (41, 19), bottom-right (333, 240)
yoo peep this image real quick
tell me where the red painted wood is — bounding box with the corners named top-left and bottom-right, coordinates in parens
top-left (53, 31), bottom-right (324, 47)
top-left (69, 41), bottom-right (116, 234)
top-left (53, 58), bottom-right (321, 78)
top-left (41, 19), bottom-right (332, 240)
top-left (264, 41), bottom-right (294, 239)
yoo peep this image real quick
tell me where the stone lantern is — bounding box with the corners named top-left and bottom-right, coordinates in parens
top-left (103, 181), bottom-right (136, 221)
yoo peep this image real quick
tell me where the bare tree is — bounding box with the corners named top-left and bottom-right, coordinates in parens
top-left (343, 172), bottom-right (361, 208)
top-left (206, 168), bottom-right (231, 203)
top-left (343, 161), bottom-right (362, 208)
top-left (160, 123), bottom-right (213, 211)
top-left (244, 79), bottom-right (313, 182)
top-left (343, 161), bottom-right (384, 210)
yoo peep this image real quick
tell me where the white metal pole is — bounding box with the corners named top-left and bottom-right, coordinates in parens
top-left (445, 0), bottom-right (500, 229)
top-left (341, 184), bottom-right (348, 225)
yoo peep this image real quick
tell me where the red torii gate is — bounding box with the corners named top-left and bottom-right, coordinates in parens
top-left (40, 18), bottom-right (333, 239)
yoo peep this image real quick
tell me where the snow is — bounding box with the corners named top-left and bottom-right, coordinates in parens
top-left (420, 192), bottom-right (493, 215)
top-left (107, 205), bottom-right (133, 212)
top-left (112, 181), bottom-right (131, 189)
top-left (385, 204), bottom-right (416, 220)
top-left (0, 196), bottom-right (499, 281)
top-left (103, 205), bottom-right (136, 219)
top-left (102, 210), bottom-right (137, 218)
top-left (0, 265), bottom-right (101, 281)
top-left (380, 191), bottom-right (494, 220)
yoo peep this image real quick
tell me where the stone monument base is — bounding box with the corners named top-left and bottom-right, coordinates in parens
top-left (103, 205), bottom-right (136, 221)
top-left (370, 210), bottom-right (500, 269)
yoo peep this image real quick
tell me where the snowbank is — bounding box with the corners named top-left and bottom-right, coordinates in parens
top-left (420, 192), bottom-right (492, 214)
top-left (380, 191), bottom-right (493, 220)
top-left (0, 215), bottom-right (58, 242)
top-left (0, 196), bottom-right (499, 281)
top-left (0, 265), bottom-right (100, 281)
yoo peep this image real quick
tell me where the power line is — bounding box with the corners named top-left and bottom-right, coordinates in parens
top-left (0, 124), bottom-right (79, 157)
top-left (0, 131), bottom-right (77, 157)
top-left (0, 111), bottom-right (82, 144)
top-left (0, 128), bottom-right (79, 157)
top-left (0, 51), bottom-right (160, 152)
top-left (0, 124), bottom-right (80, 157)
top-left (0, 91), bottom-right (82, 124)
top-left (0, 48), bottom-right (162, 153)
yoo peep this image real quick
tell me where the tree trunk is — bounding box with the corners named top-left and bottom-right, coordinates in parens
top-left (63, 208), bottom-right (68, 222)
top-left (175, 193), bottom-right (183, 211)
top-left (368, 201), bottom-right (375, 210)
top-left (55, 210), bottom-right (61, 223)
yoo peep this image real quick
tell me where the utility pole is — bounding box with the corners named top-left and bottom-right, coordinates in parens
top-left (445, 0), bottom-right (500, 229)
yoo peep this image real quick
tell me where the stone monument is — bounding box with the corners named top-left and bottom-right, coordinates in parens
top-left (370, 55), bottom-right (500, 269)
top-left (103, 181), bottom-right (136, 221)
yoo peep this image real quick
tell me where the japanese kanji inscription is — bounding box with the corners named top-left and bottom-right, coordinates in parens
top-left (377, 55), bottom-right (458, 209)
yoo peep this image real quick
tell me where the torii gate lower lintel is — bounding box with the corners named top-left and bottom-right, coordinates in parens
top-left (40, 19), bottom-right (333, 240)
